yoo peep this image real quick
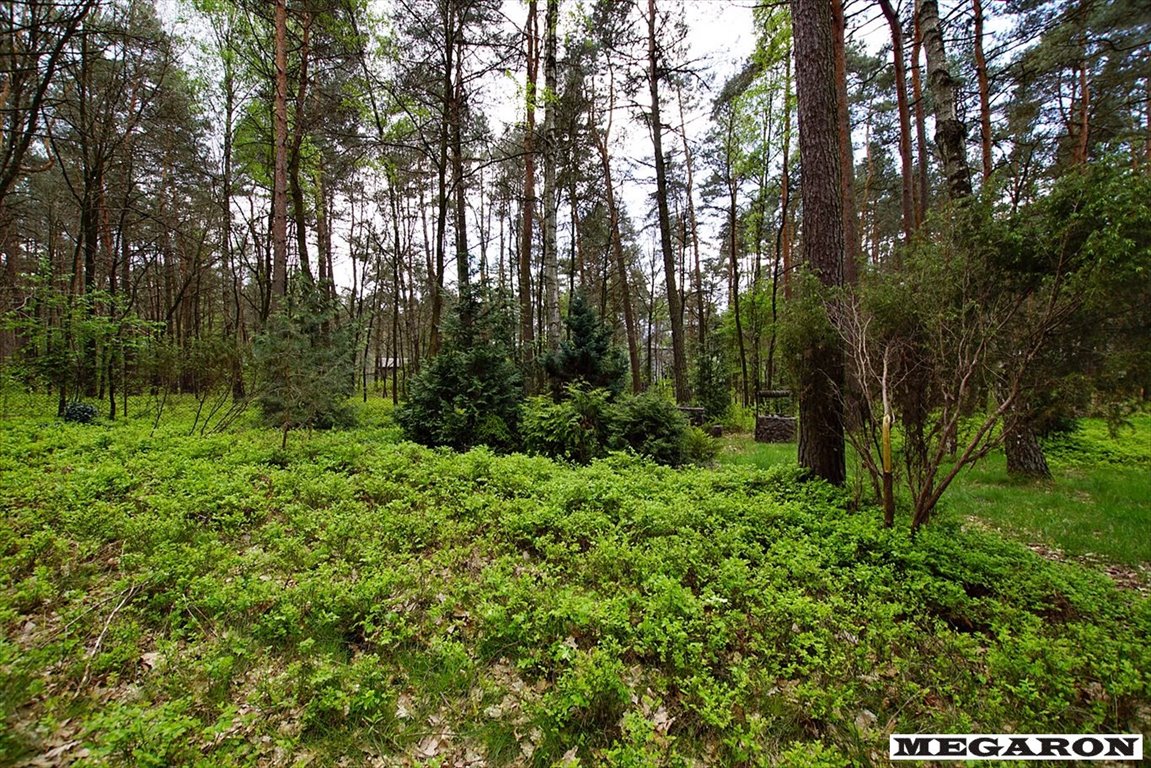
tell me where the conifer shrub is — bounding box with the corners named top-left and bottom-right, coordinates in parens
top-left (252, 282), bottom-right (356, 444)
top-left (397, 293), bottom-right (524, 452)
top-left (614, 391), bottom-right (692, 467)
top-left (693, 331), bottom-right (731, 424)
top-left (521, 386), bottom-right (616, 464)
top-left (62, 402), bottom-right (98, 424)
top-left (542, 292), bottom-right (627, 398)
top-left (521, 387), bottom-right (718, 467)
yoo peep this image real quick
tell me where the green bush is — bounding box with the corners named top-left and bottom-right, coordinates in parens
top-left (522, 387), bottom-right (718, 467)
top-left (614, 391), bottom-right (692, 467)
top-left (522, 386), bottom-right (615, 464)
top-left (682, 425), bottom-right (720, 466)
top-left (396, 294), bottom-right (524, 452)
top-left (398, 346), bottom-right (523, 452)
top-left (63, 402), bottom-right (98, 424)
top-left (693, 327), bottom-right (731, 424)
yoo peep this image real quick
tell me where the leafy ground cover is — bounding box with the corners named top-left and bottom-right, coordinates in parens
top-left (1, 402), bottom-right (1149, 766)
top-left (721, 415), bottom-right (1151, 569)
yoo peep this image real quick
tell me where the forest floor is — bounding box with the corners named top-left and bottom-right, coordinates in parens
top-left (1, 398), bottom-right (1148, 767)
top-left (718, 414), bottom-right (1151, 586)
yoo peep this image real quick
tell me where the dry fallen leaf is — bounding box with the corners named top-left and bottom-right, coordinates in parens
top-left (415, 735), bottom-right (441, 759)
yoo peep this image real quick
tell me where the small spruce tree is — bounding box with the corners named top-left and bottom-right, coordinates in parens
top-left (542, 292), bottom-right (627, 399)
top-left (397, 291), bottom-right (524, 452)
top-left (253, 281), bottom-right (356, 448)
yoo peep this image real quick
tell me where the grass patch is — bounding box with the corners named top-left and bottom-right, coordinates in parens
top-left (1, 401), bottom-right (1148, 766)
top-left (943, 415), bottom-right (1151, 566)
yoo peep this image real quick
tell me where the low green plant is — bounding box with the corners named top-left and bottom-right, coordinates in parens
top-left (0, 402), bottom-right (1147, 766)
top-left (522, 386), bottom-right (615, 464)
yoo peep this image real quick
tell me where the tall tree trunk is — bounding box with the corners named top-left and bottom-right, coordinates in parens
top-left (781, 49), bottom-right (793, 300)
top-left (769, 48), bottom-right (793, 385)
top-left (675, 85), bottom-right (706, 362)
top-left (519, 0), bottom-right (538, 369)
top-left (911, 0), bottom-right (929, 225)
top-left (451, 35), bottom-right (470, 300)
top-left (592, 76), bottom-right (642, 394)
top-left (0, 201), bottom-right (18, 359)
top-left (831, 0), bottom-right (858, 284)
top-left (973, 0), bottom-right (993, 184)
top-left (791, 0), bottom-right (847, 485)
top-left (920, 0), bottom-right (972, 201)
top-left (271, 0), bottom-right (289, 303)
top-left (1074, 52), bottom-right (1090, 165)
top-left (645, 0), bottom-right (689, 403)
top-left (878, 0), bottom-right (915, 245)
top-left (1145, 75), bottom-right (1150, 168)
top-left (541, 0), bottom-right (560, 349)
top-left (729, 181), bottom-right (749, 407)
top-left (289, 10), bottom-right (313, 283)
top-left (220, 37), bottom-right (245, 399)
top-left (429, 7), bottom-right (455, 354)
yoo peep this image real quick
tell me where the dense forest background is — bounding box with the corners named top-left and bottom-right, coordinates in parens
top-left (1, 0), bottom-right (1149, 491)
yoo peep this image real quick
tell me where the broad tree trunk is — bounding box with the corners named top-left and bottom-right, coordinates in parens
top-left (791, 0), bottom-right (847, 485)
top-left (1005, 404), bottom-right (1052, 479)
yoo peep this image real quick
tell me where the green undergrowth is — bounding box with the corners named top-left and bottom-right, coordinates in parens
top-left (1, 406), bottom-right (1149, 766)
top-left (944, 414), bottom-right (1151, 565)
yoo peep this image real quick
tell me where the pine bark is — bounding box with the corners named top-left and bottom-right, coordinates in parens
top-left (831, 0), bottom-right (858, 285)
top-left (519, 0), bottom-right (538, 366)
top-left (791, 0), bottom-right (847, 485)
top-left (645, 0), bottom-right (689, 403)
top-left (451, 35), bottom-right (470, 297)
top-left (973, 0), bottom-right (994, 183)
top-left (592, 80), bottom-right (642, 394)
top-left (878, 0), bottom-right (915, 244)
top-left (541, 0), bottom-right (560, 349)
top-left (1005, 403), bottom-right (1052, 479)
top-left (675, 85), bottom-right (705, 359)
top-left (911, 0), bottom-right (929, 224)
top-left (289, 10), bottom-right (313, 284)
top-left (271, 0), bottom-right (289, 303)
